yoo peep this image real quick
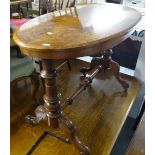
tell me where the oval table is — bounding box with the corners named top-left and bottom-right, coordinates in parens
top-left (13, 3), bottom-right (141, 155)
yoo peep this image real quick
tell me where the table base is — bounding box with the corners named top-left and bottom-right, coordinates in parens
top-left (25, 49), bottom-right (129, 155)
top-left (25, 59), bottom-right (90, 155)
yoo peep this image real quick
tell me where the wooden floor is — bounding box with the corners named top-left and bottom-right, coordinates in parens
top-left (11, 59), bottom-right (140, 155)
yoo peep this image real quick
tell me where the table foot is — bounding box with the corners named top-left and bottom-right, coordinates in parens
top-left (25, 105), bottom-right (47, 124)
top-left (25, 107), bottom-right (90, 154)
top-left (59, 114), bottom-right (90, 155)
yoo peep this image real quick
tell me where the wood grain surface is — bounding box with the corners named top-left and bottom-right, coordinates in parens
top-left (11, 59), bottom-right (140, 155)
top-left (13, 4), bottom-right (141, 59)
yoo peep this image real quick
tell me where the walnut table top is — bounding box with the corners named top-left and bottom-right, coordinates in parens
top-left (13, 3), bottom-right (141, 59)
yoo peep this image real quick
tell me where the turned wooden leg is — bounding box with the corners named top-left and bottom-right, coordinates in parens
top-left (30, 71), bottom-right (40, 104)
top-left (40, 59), bottom-right (61, 128)
top-left (59, 114), bottom-right (90, 155)
top-left (109, 58), bottom-right (129, 92)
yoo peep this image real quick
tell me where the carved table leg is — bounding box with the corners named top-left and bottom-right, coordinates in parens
top-left (109, 58), bottom-right (129, 92)
top-left (59, 114), bottom-right (90, 155)
top-left (25, 59), bottom-right (90, 155)
top-left (104, 49), bottom-right (129, 92)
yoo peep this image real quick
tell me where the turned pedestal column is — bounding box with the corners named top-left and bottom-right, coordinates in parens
top-left (26, 59), bottom-right (90, 155)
